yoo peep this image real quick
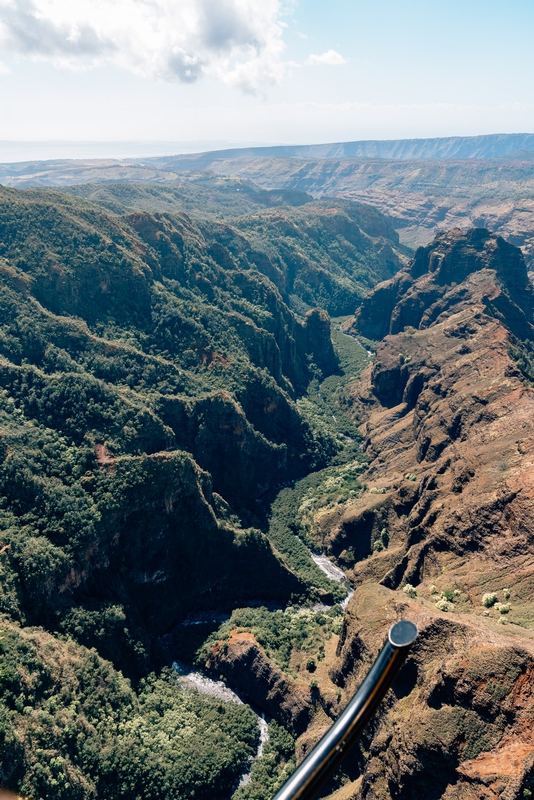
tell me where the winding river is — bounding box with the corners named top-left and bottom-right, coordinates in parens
top-left (173, 659), bottom-right (270, 790)
top-left (171, 547), bottom-right (352, 792)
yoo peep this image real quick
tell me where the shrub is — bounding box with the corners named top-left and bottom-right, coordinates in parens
top-left (403, 584), bottom-right (417, 599)
top-left (495, 603), bottom-right (511, 615)
top-left (482, 592), bottom-right (498, 608)
top-left (435, 599), bottom-right (453, 612)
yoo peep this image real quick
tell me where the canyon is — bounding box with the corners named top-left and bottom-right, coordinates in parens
top-left (1, 166), bottom-right (534, 799)
top-left (200, 228), bottom-right (534, 799)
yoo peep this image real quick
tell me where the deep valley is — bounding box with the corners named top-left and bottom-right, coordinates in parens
top-left (1, 155), bottom-right (534, 800)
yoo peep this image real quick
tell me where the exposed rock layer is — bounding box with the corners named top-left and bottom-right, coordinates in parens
top-left (208, 631), bottom-right (315, 735)
top-left (308, 229), bottom-right (534, 799)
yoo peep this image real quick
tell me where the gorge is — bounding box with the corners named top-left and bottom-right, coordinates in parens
top-left (0, 173), bottom-right (534, 800)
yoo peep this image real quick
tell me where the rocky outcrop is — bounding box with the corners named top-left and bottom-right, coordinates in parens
top-left (330, 586), bottom-right (534, 800)
top-left (325, 230), bottom-right (534, 595)
top-left (207, 631), bottom-right (314, 735)
top-left (346, 228), bottom-right (534, 342)
top-left (306, 229), bottom-right (534, 799)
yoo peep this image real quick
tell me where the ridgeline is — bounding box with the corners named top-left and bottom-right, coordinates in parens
top-left (0, 183), bottom-right (403, 799)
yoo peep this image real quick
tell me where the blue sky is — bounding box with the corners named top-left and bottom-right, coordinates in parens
top-left (0, 0), bottom-right (532, 156)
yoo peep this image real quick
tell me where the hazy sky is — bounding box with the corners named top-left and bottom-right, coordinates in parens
top-left (0, 0), bottom-right (533, 154)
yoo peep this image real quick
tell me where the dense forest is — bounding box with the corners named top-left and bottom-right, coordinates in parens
top-left (0, 182), bottom-right (406, 799)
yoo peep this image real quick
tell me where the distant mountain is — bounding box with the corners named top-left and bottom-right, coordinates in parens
top-left (2, 134), bottom-right (534, 190)
top-left (200, 156), bottom-right (534, 268)
top-left (3, 132), bottom-right (534, 271)
top-left (144, 133), bottom-right (534, 169)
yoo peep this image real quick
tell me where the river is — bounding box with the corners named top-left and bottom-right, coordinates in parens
top-left (170, 545), bottom-right (352, 793)
top-left (311, 553), bottom-right (354, 608)
top-left (173, 659), bottom-right (270, 790)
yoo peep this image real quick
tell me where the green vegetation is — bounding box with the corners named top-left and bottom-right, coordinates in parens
top-left (0, 183), bottom-right (397, 797)
top-left (511, 339), bottom-right (534, 382)
top-left (297, 323), bottom-right (370, 460)
top-left (61, 184), bottom-right (405, 318)
top-left (199, 605), bottom-right (344, 674)
top-left (231, 203), bottom-right (402, 316)
top-left (233, 721), bottom-right (295, 800)
top-left (266, 461), bottom-right (365, 600)
top-left (0, 619), bottom-right (258, 800)
top-left (64, 177), bottom-right (312, 219)
top-left (371, 528), bottom-right (389, 553)
top-left (482, 592), bottom-right (498, 608)
top-left (264, 321), bottom-right (370, 592)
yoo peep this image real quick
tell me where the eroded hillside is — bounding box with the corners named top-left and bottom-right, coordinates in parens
top-left (3, 178), bottom-right (534, 800)
top-left (0, 185), bottom-right (402, 799)
top-left (197, 228), bottom-right (534, 800)
top-left (307, 229), bottom-right (534, 798)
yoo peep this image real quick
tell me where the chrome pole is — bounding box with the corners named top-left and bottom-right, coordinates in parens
top-left (273, 620), bottom-right (418, 800)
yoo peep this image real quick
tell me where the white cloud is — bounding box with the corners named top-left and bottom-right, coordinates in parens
top-left (0, 59), bottom-right (9, 73)
top-left (305, 49), bottom-right (346, 66)
top-left (0, 0), bottom-right (287, 92)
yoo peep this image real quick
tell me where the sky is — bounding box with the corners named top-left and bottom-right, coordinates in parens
top-left (0, 0), bottom-right (533, 158)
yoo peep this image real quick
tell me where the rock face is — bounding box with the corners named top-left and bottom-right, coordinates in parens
top-left (306, 229), bottom-right (534, 799)
top-left (347, 227), bottom-right (534, 342)
top-left (331, 229), bottom-right (534, 593)
top-left (331, 587), bottom-right (534, 800)
top-left (208, 631), bottom-right (314, 735)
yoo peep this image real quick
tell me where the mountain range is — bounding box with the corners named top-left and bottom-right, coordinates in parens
top-left (3, 133), bottom-right (534, 273)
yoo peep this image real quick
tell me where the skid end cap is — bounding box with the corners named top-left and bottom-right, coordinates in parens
top-left (389, 620), bottom-right (418, 648)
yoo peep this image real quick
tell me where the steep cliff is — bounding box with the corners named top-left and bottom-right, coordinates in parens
top-left (0, 185), bottom-right (349, 682)
top-left (198, 228), bottom-right (534, 799)
top-left (296, 229), bottom-right (534, 799)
